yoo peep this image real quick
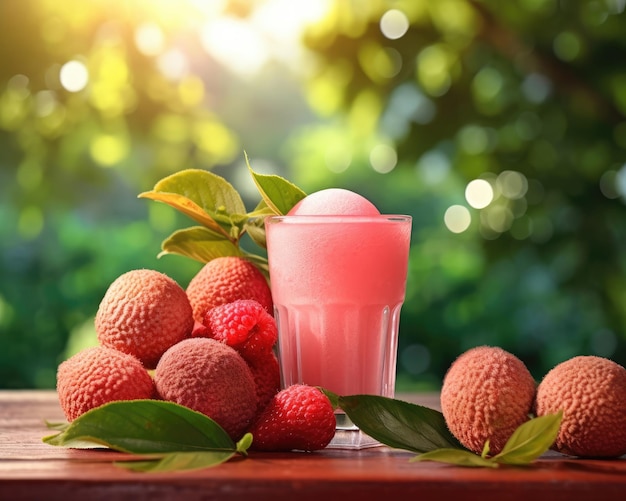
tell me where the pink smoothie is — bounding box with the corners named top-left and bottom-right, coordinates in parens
top-left (266, 189), bottom-right (411, 397)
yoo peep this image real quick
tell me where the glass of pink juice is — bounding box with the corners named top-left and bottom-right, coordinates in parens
top-left (265, 214), bottom-right (412, 449)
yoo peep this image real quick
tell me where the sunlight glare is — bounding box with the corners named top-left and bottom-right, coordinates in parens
top-left (135, 22), bottom-right (165, 56)
top-left (199, 0), bottom-right (331, 76)
top-left (200, 16), bottom-right (270, 76)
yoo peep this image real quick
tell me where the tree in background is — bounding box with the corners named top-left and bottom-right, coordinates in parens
top-left (284, 0), bottom-right (626, 386)
top-left (1, 0), bottom-right (625, 389)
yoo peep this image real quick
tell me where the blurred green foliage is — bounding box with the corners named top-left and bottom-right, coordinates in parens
top-left (1, 0), bottom-right (625, 390)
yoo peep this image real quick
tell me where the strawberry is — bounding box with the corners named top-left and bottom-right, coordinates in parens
top-left (248, 384), bottom-right (336, 452)
top-left (186, 257), bottom-right (273, 322)
top-left (199, 299), bottom-right (277, 363)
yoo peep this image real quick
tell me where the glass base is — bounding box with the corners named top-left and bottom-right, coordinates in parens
top-left (326, 413), bottom-right (383, 450)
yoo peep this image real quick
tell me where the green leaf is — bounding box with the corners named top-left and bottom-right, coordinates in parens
top-left (411, 448), bottom-right (499, 468)
top-left (43, 399), bottom-right (236, 454)
top-left (246, 153), bottom-right (306, 215)
top-left (159, 226), bottom-right (243, 263)
top-left (320, 388), bottom-right (340, 410)
top-left (45, 420), bottom-right (70, 431)
top-left (236, 432), bottom-right (253, 455)
top-left (116, 451), bottom-right (236, 473)
top-left (491, 412), bottom-right (562, 465)
top-left (139, 168), bottom-right (246, 237)
top-left (480, 439), bottom-right (491, 458)
top-left (243, 217), bottom-right (268, 249)
top-left (337, 394), bottom-right (463, 454)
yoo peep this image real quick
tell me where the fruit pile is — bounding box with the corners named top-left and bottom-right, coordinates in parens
top-left (55, 256), bottom-right (335, 452)
top-left (440, 345), bottom-right (626, 458)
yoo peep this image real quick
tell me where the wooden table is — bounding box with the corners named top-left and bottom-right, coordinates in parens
top-left (1, 390), bottom-right (625, 500)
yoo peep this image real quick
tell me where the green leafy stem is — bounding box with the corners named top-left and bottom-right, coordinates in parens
top-left (137, 154), bottom-right (306, 274)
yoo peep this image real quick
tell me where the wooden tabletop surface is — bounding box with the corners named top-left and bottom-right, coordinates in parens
top-left (1, 390), bottom-right (625, 500)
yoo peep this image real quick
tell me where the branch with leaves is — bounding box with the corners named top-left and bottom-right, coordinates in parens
top-left (137, 156), bottom-right (306, 274)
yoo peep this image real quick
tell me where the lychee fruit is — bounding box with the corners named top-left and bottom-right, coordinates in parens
top-left (56, 346), bottom-right (155, 422)
top-left (248, 384), bottom-right (336, 452)
top-left (535, 355), bottom-right (626, 458)
top-left (95, 269), bottom-right (194, 369)
top-left (186, 257), bottom-right (273, 322)
top-left (154, 337), bottom-right (258, 440)
top-left (440, 345), bottom-right (536, 455)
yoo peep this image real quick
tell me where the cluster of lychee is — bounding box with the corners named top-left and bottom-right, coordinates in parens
top-left (440, 345), bottom-right (626, 458)
top-left (56, 256), bottom-right (335, 452)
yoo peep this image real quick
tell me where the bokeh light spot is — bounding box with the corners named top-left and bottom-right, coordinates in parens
top-left (600, 170), bottom-right (620, 199)
top-left (484, 205), bottom-right (514, 233)
top-left (369, 144), bottom-right (397, 173)
top-left (416, 150), bottom-right (450, 185)
top-left (135, 22), bottom-right (165, 56)
top-left (417, 44), bottom-right (453, 96)
top-left (497, 170), bottom-right (528, 199)
top-left (553, 31), bottom-right (581, 61)
top-left (90, 134), bottom-right (128, 166)
top-left (444, 205), bottom-right (471, 233)
top-left (473, 67), bottom-right (503, 100)
top-left (60, 60), bottom-right (89, 92)
top-left (380, 9), bottom-right (410, 40)
top-left (18, 206), bottom-right (44, 240)
top-left (465, 179), bottom-right (494, 209)
top-left (401, 344), bottom-right (431, 376)
top-left (458, 125), bottom-right (490, 154)
top-left (522, 73), bottom-right (552, 103)
top-left (157, 49), bottom-right (189, 80)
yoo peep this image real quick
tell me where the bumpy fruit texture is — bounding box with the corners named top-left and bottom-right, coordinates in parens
top-left (440, 345), bottom-right (536, 455)
top-left (535, 355), bottom-right (626, 458)
top-left (186, 257), bottom-right (273, 322)
top-left (95, 269), bottom-right (194, 369)
top-left (57, 346), bottom-right (155, 422)
top-left (248, 384), bottom-right (336, 452)
top-left (288, 188), bottom-right (380, 216)
top-left (154, 337), bottom-right (258, 440)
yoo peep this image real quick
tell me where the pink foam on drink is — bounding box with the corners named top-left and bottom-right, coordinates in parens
top-left (288, 188), bottom-right (380, 216)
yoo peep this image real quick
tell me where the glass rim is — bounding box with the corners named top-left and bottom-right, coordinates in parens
top-left (265, 214), bottom-right (411, 223)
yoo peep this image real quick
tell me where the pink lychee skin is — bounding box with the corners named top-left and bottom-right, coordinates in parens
top-left (535, 355), bottom-right (626, 458)
top-left (440, 345), bottom-right (536, 455)
top-left (95, 269), bottom-right (194, 369)
top-left (154, 337), bottom-right (258, 440)
top-left (56, 346), bottom-right (155, 422)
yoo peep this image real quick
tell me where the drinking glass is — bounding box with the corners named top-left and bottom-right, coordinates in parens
top-left (265, 214), bottom-right (412, 449)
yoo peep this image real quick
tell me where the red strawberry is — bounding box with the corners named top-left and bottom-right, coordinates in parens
top-left (248, 384), bottom-right (336, 452)
top-left (199, 299), bottom-right (277, 363)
